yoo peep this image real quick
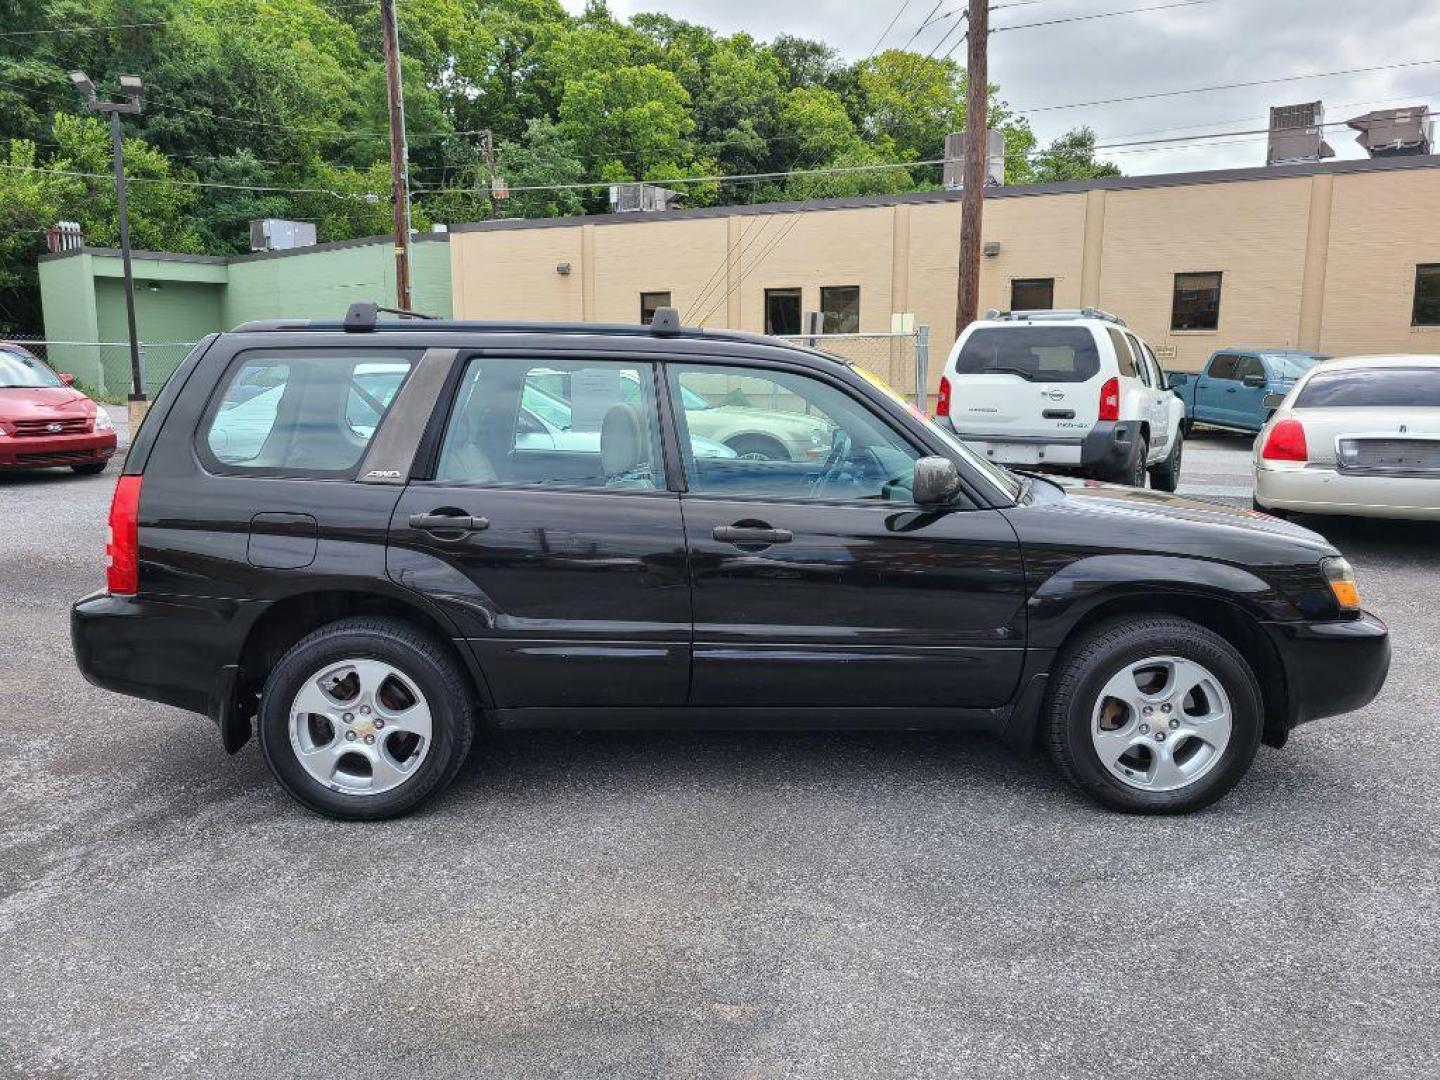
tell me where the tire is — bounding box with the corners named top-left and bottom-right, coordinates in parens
top-left (71, 461), bottom-right (108, 475)
top-left (1116, 434), bottom-right (1148, 487)
top-left (726, 434), bottom-right (790, 462)
top-left (1149, 429), bottom-right (1183, 492)
top-left (257, 616), bottom-right (475, 820)
top-left (1044, 616), bottom-right (1263, 814)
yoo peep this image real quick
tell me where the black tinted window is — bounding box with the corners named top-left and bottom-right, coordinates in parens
top-left (1295, 368), bottom-right (1440, 408)
top-left (1414, 265), bottom-right (1440, 326)
top-left (954, 327), bottom-right (1100, 384)
top-left (1207, 354), bottom-right (1240, 380)
top-left (1172, 271), bottom-right (1222, 331)
top-left (204, 353), bottom-right (413, 475)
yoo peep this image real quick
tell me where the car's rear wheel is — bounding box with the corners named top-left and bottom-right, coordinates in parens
top-left (726, 434), bottom-right (789, 461)
top-left (1119, 435), bottom-right (1149, 487)
top-left (258, 617), bottom-right (475, 820)
top-left (1045, 616), bottom-right (1263, 813)
top-left (1149, 429), bottom-right (1183, 492)
top-left (71, 461), bottom-right (108, 475)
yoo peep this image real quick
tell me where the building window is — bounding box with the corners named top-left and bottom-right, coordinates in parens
top-left (1413, 265), bottom-right (1440, 326)
top-left (640, 291), bottom-right (671, 325)
top-left (765, 287), bottom-right (802, 335)
top-left (1011, 278), bottom-right (1054, 311)
top-left (1171, 272), bottom-right (1222, 331)
top-left (820, 285), bottom-right (860, 334)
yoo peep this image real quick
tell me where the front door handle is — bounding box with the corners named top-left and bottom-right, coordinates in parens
top-left (713, 524), bottom-right (793, 545)
top-left (409, 510), bottom-right (489, 535)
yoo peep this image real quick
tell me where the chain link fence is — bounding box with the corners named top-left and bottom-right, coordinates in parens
top-left (776, 328), bottom-right (931, 406)
top-left (5, 339), bottom-right (198, 399)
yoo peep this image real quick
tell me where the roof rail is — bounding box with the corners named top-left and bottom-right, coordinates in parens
top-left (343, 300), bottom-right (440, 331)
top-left (984, 307), bottom-right (1128, 327)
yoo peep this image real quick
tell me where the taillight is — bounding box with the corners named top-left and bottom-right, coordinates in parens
top-left (1098, 377), bottom-right (1120, 422)
top-left (1261, 418), bottom-right (1308, 462)
top-left (106, 475), bottom-right (142, 595)
top-left (935, 375), bottom-right (952, 418)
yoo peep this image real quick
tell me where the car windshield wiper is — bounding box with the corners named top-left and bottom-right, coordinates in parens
top-left (978, 366), bottom-right (1036, 380)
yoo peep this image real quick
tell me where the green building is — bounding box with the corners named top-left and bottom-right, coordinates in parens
top-left (36, 232), bottom-right (452, 395)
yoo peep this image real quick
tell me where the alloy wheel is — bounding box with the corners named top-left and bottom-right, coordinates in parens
top-left (1090, 655), bottom-right (1232, 792)
top-left (288, 658), bottom-right (433, 796)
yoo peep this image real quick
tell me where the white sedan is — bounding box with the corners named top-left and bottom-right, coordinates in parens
top-left (1253, 354), bottom-right (1440, 520)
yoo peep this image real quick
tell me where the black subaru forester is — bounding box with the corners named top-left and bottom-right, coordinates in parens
top-left (72, 305), bottom-right (1390, 820)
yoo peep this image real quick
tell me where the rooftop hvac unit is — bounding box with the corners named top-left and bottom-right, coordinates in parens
top-left (249, 218), bottom-right (318, 252)
top-left (608, 183), bottom-right (683, 213)
top-left (45, 220), bottom-right (83, 254)
top-left (943, 130), bottom-right (1006, 190)
top-left (1266, 102), bottom-right (1335, 165)
top-left (1347, 106), bottom-right (1434, 157)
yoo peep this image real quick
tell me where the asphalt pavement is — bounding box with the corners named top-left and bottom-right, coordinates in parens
top-left (1, 430), bottom-right (1436, 1079)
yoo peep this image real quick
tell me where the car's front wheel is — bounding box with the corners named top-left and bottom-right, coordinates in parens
top-left (1045, 616), bottom-right (1263, 813)
top-left (71, 461), bottom-right (108, 475)
top-left (258, 617), bottom-right (475, 820)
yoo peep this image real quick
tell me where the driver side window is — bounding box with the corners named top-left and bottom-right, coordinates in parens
top-left (668, 363), bottom-right (921, 503)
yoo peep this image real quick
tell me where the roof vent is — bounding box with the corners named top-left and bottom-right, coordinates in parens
top-left (943, 130), bottom-right (1006, 190)
top-left (249, 218), bottom-right (317, 252)
top-left (1266, 102), bottom-right (1335, 165)
top-left (1347, 106), bottom-right (1433, 157)
top-left (609, 183), bottom-right (684, 213)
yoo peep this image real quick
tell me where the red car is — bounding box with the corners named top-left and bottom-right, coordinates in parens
top-left (0, 342), bottom-right (117, 474)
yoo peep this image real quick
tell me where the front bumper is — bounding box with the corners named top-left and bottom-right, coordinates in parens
top-left (72, 590), bottom-right (259, 750)
top-left (1263, 610), bottom-right (1391, 729)
top-left (0, 429), bottom-right (117, 469)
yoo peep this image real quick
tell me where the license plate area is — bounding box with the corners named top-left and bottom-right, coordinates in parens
top-left (1337, 437), bottom-right (1440, 476)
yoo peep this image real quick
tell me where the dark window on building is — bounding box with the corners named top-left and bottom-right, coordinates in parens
top-left (640, 291), bottom-right (671, 325)
top-left (1172, 272), bottom-right (1222, 331)
top-left (1010, 278), bottom-right (1054, 311)
top-left (820, 285), bottom-right (861, 334)
top-left (765, 287), bottom-right (802, 335)
top-left (1413, 265), bottom-right (1440, 326)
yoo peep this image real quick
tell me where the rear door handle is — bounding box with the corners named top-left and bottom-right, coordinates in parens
top-left (409, 511), bottom-right (489, 534)
top-left (713, 525), bottom-right (793, 545)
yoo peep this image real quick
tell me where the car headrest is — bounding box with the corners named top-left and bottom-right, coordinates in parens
top-left (600, 402), bottom-right (646, 478)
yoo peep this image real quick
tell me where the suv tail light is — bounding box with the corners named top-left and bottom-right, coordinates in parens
top-left (106, 475), bottom-right (142, 595)
top-left (936, 375), bottom-right (952, 418)
top-left (1261, 418), bottom-right (1308, 462)
top-left (1098, 377), bottom-right (1120, 422)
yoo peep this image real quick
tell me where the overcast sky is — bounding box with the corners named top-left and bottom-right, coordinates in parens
top-left (563, 0), bottom-right (1440, 176)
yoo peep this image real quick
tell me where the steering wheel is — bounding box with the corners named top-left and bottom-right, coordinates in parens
top-left (810, 428), bottom-right (852, 499)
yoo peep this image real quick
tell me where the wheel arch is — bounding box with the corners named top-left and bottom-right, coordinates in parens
top-left (723, 430), bottom-right (794, 459)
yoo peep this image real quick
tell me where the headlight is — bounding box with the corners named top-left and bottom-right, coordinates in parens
top-left (94, 407), bottom-right (114, 431)
top-left (1321, 556), bottom-right (1361, 613)
top-left (809, 428), bottom-right (824, 446)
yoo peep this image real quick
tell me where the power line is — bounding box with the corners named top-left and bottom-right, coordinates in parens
top-left (0, 161), bottom-right (380, 198)
top-left (993, 0), bottom-right (1218, 33)
top-left (0, 21), bottom-right (164, 38)
top-left (865, 0), bottom-right (914, 60)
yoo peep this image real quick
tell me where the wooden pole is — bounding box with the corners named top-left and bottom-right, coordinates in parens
top-left (955, 0), bottom-right (989, 336)
top-left (380, 0), bottom-right (412, 309)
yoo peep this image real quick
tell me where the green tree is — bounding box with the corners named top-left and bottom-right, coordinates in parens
top-left (494, 117), bottom-right (585, 219)
top-left (1032, 126), bottom-right (1121, 183)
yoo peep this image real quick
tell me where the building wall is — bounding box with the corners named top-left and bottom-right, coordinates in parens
top-left (448, 161), bottom-right (1440, 395)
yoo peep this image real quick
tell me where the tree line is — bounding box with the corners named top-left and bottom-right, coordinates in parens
top-left (0, 0), bottom-right (1120, 333)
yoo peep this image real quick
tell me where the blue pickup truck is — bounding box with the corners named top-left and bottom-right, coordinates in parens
top-left (1169, 349), bottom-right (1329, 433)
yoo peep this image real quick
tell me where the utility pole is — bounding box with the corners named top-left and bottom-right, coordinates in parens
top-left (380, 0), bottom-right (413, 310)
top-left (955, 0), bottom-right (989, 336)
top-left (70, 72), bottom-right (146, 413)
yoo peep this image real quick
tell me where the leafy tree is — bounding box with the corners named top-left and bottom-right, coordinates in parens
top-left (494, 117), bottom-right (585, 219)
top-left (1032, 126), bottom-right (1122, 183)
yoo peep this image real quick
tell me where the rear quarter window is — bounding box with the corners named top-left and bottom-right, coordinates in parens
top-left (201, 351), bottom-right (415, 477)
top-left (1295, 368), bottom-right (1440, 408)
top-left (953, 327), bottom-right (1101, 384)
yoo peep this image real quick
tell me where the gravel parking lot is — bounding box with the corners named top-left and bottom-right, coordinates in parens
top-left (2, 429), bottom-right (1436, 1079)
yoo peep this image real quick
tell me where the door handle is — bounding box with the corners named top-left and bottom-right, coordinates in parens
top-left (1225, 387), bottom-right (1238, 393)
top-left (713, 524), bottom-right (793, 545)
top-left (409, 511), bottom-right (489, 534)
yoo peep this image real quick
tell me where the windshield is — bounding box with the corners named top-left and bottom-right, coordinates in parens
top-left (953, 327), bottom-right (1101, 384)
top-left (1295, 367), bottom-right (1440, 408)
top-left (1265, 353), bottom-right (1326, 380)
top-left (0, 348), bottom-right (63, 388)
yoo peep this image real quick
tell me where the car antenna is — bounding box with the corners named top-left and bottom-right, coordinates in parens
top-left (344, 301), bottom-right (439, 331)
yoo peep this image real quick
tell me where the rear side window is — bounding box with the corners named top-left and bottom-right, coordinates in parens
top-left (954, 327), bottom-right (1100, 384)
top-left (1106, 329), bottom-right (1139, 378)
top-left (1295, 368), bottom-right (1440, 408)
top-left (203, 352), bottom-right (414, 476)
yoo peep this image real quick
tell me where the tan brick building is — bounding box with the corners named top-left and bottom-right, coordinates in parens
top-left (449, 155), bottom-right (1440, 397)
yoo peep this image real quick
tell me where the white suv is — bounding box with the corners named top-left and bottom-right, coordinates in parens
top-left (936, 308), bottom-right (1186, 490)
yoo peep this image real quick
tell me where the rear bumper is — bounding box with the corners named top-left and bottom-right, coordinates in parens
top-left (0, 430), bottom-right (117, 469)
top-left (72, 590), bottom-right (259, 747)
top-left (1263, 611), bottom-right (1390, 729)
top-left (946, 420), bottom-right (1141, 476)
top-left (1255, 463), bottom-right (1440, 520)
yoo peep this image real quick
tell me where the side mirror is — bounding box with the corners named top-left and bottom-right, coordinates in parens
top-left (913, 456), bottom-right (962, 506)
top-left (1242, 373), bottom-right (1267, 389)
top-left (59, 373), bottom-right (75, 385)
top-left (1262, 392), bottom-right (1286, 410)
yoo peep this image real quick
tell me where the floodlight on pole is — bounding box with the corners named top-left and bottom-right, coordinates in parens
top-left (70, 71), bottom-right (146, 409)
